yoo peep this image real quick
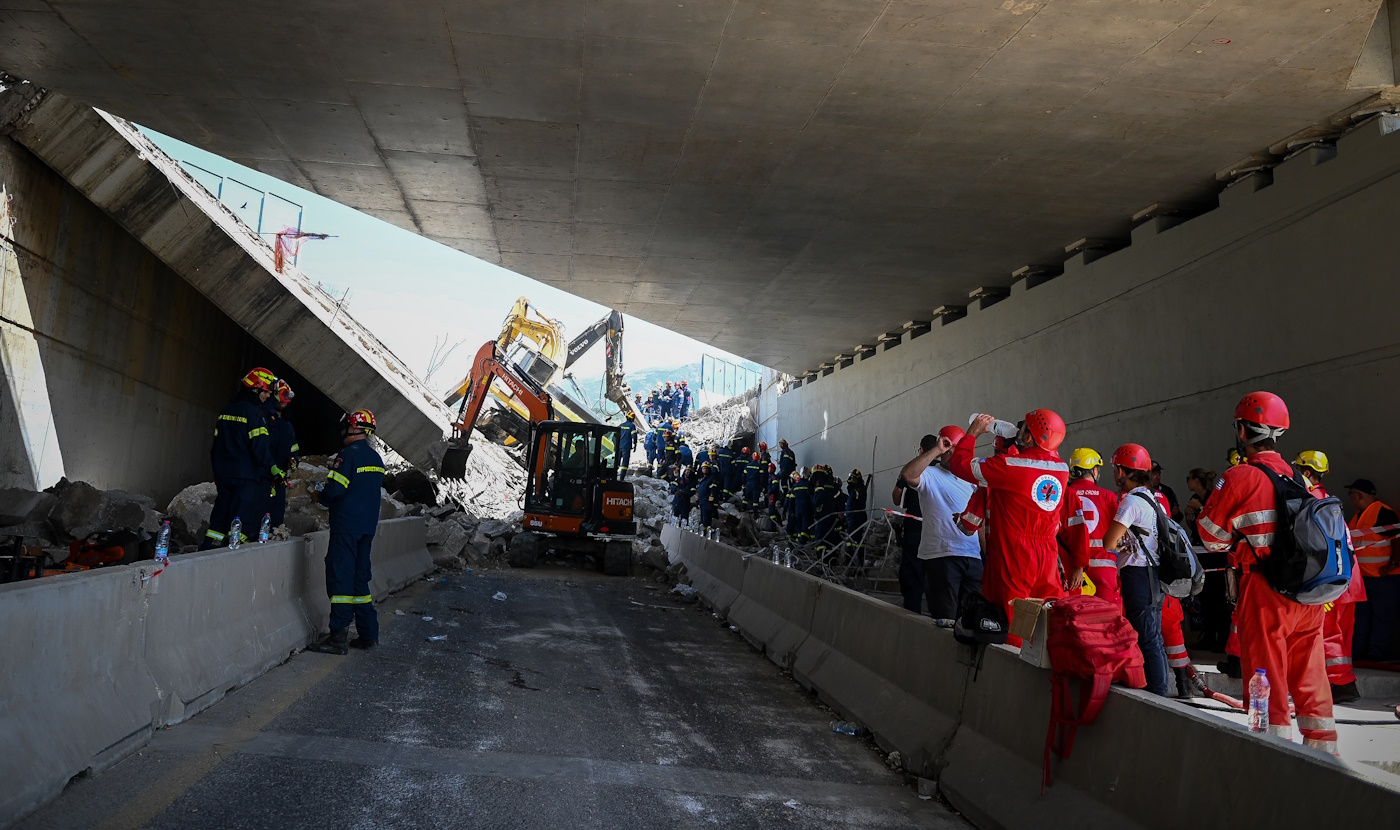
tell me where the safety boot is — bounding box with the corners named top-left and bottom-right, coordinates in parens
top-left (349, 636), bottom-right (377, 651)
top-left (1173, 667), bottom-right (1201, 699)
top-left (1330, 681), bottom-right (1361, 704)
top-left (1216, 655), bottom-right (1241, 679)
top-left (306, 629), bottom-right (349, 655)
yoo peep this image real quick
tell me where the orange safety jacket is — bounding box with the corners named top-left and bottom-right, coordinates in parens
top-left (1351, 500), bottom-right (1400, 578)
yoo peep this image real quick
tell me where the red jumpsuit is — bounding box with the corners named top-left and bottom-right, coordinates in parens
top-left (952, 434), bottom-right (1067, 645)
top-left (1323, 484), bottom-right (1365, 686)
top-left (1198, 453), bottom-right (1336, 752)
top-left (1064, 478), bottom-right (1121, 609)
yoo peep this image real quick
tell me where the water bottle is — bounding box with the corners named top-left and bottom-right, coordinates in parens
top-left (154, 519), bottom-right (171, 565)
top-left (258, 513), bottom-right (272, 544)
top-left (1248, 669), bottom-right (1270, 732)
top-left (771, 546), bottom-right (780, 564)
top-left (228, 516), bottom-right (242, 550)
top-left (969, 413), bottom-right (1020, 439)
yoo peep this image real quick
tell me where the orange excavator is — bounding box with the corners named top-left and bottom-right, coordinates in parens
top-left (439, 341), bottom-right (635, 575)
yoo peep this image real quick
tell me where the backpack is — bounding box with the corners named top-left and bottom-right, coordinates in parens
top-left (953, 588), bottom-right (1009, 647)
top-left (1128, 492), bottom-right (1203, 598)
top-left (1250, 463), bottom-right (1351, 605)
top-left (1043, 595), bottom-right (1146, 791)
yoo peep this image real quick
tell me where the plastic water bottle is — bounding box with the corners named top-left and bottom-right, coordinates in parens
top-left (228, 516), bottom-right (242, 550)
top-left (1248, 669), bottom-right (1270, 732)
top-left (258, 513), bottom-right (272, 544)
top-left (154, 519), bottom-right (171, 565)
top-left (969, 413), bottom-right (1020, 439)
top-left (772, 547), bottom-right (780, 564)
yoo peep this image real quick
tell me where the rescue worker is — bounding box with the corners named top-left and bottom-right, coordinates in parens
top-left (678, 439), bottom-right (694, 470)
top-left (679, 379), bottom-right (692, 419)
top-left (894, 440), bottom-right (930, 613)
top-left (1348, 478), bottom-right (1400, 665)
top-left (1295, 452), bottom-right (1362, 703)
top-left (766, 464), bottom-right (784, 524)
top-left (670, 468), bottom-right (695, 525)
top-left (659, 382), bottom-right (674, 419)
top-left (1197, 392), bottom-right (1336, 752)
top-left (697, 462), bottom-right (719, 529)
top-left (786, 470), bottom-right (813, 543)
top-left (307, 410), bottom-right (385, 654)
top-left (1151, 460), bottom-right (1183, 522)
top-left (846, 469), bottom-right (869, 551)
top-left (204, 368), bottom-right (283, 549)
top-left (643, 427), bottom-right (658, 472)
top-left (777, 439), bottom-right (797, 490)
top-left (728, 445), bottom-right (749, 497)
top-left (662, 429), bottom-right (678, 479)
top-left (811, 465), bottom-right (835, 552)
top-left (1101, 444), bottom-right (1171, 697)
top-left (618, 412), bottom-right (636, 479)
top-left (716, 443), bottom-right (735, 496)
top-left (951, 410), bottom-right (1069, 643)
top-left (1063, 448), bottom-right (1120, 608)
top-left (265, 379), bottom-right (300, 529)
top-left (743, 451), bottom-right (764, 510)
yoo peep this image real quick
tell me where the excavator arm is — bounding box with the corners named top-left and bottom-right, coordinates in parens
top-left (440, 341), bottom-right (553, 479)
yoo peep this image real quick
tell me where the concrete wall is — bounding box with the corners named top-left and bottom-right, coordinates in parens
top-left (770, 115), bottom-right (1400, 502)
top-left (0, 134), bottom-right (253, 499)
top-left (663, 525), bottom-right (1400, 830)
top-left (0, 517), bottom-right (432, 828)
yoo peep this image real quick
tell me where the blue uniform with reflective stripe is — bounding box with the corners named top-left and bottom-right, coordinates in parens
top-left (320, 438), bottom-right (385, 640)
top-left (202, 390), bottom-right (279, 548)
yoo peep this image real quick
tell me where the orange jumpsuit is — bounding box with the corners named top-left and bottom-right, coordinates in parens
top-left (1199, 453), bottom-right (1336, 752)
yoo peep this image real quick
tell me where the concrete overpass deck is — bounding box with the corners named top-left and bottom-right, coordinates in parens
top-left (13, 568), bottom-right (961, 830)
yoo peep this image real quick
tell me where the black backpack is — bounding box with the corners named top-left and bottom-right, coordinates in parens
top-left (1250, 464), bottom-right (1351, 605)
top-left (954, 589), bottom-right (1009, 646)
top-left (1128, 492), bottom-right (1203, 599)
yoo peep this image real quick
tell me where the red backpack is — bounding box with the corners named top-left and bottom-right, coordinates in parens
top-left (1043, 594), bottom-right (1146, 791)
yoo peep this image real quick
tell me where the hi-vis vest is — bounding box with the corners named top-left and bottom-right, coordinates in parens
top-left (1351, 501), bottom-right (1397, 578)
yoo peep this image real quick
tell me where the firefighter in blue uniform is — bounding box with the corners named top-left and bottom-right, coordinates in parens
top-left (617, 412), bottom-right (637, 479)
top-left (307, 409), bottom-right (385, 655)
top-left (265, 379), bottom-right (300, 527)
top-left (716, 444), bottom-right (734, 496)
top-left (203, 368), bottom-right (283, 549)
top-left (777, 439), bottom-right (797, 492)
top-left (765, 464), bottom-right (784, 524)
top-left (786, 470), bottom-right (813, 542)
top-left (696, 462), bottom-right (719, 529)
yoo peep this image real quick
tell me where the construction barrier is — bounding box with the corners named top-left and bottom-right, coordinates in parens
top-left (660, 525), bottom-right (1400, 830)
top-left (0, 518), bottom-right (432, 828)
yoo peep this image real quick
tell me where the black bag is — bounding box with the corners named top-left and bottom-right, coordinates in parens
top-left (954, 589), bottom-right (1009, 646)
top-left (1128, 492), bottom-right (1202, 598)
top-left (1250, 463), bottom-right (1351, 605)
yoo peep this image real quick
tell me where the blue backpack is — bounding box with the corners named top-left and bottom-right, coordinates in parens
top-left (1251, 463), bottom-right (1351, 605)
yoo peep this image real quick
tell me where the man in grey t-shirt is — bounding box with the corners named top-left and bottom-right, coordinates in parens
top-left (900, 425), bottom-right (982, 625)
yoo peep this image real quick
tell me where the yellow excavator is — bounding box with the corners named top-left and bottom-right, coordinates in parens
top-left (441, 297), bottom-right (650, 471)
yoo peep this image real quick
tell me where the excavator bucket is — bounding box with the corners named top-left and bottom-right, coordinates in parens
top-left (440, 439), bottom-right (473, 480)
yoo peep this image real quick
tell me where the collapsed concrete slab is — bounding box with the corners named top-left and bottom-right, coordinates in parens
top-left (0, 84), bottom-right (452, 472)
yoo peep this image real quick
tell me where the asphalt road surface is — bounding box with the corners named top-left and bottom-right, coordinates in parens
top-left (18, 566), bottom-right (969, 830)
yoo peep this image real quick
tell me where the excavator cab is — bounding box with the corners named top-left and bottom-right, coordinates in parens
top-left (522, 421), bottom-right (635, 574)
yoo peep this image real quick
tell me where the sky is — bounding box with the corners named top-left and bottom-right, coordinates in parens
top-left (141, 129), bottom-right (756, 399)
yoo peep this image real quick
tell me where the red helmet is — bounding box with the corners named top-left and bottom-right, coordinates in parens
top-left (273, 378), bottom-right (295, 406)
top-left (1112, 443), bottom-right (1152, 472)
top-left (344, 409), bottom-right (377, 434)
top-left (751, 452), bottom-right (761, 461)
top-left (938, 425), bottom-right (966, 445)
top-left (1234, 391), bottom-right (1289, 444)
top-left (768, 463), bottom-right (776, 472)
top-left (741, 447), bottom-right (750, 455)
top-left (1023, 409), bottom-right (1066, 451)
top-left (242, 367), bottom-right (276, 392)
top-left (758, 442), bottom-right (768, 451)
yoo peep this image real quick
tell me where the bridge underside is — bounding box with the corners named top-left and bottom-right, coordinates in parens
top-left (2, 1), bottom-right (1394, 371)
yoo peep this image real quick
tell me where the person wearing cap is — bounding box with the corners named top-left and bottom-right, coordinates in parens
top-left (1102, 443), bottom-right (1171, 697)
top-left (1348, 478), bottom-right (1400, 665)
top-left (951, 410), bottom-right (1070, 642)
top-left (1150, 460), bottom-right (1183, 522)
top-left (203, 368), bottom-right (283, 550)
top-left (307, 410), bottom-right (385, 654)
top-left (1197, 392), bottom-right (1335, 751)
top-left (900, 426), bottom-right (981, 625)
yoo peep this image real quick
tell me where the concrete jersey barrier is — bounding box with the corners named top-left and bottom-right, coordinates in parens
top-left (0, 517), bottom-right (432, 828)
top-left (662, 527), bottom-right (1400, 830)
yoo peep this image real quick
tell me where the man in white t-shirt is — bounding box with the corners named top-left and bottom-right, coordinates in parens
top-left (900, 425), bottom-right (981, 625)
top-left (1101, 443), bottom-right (1170, 697)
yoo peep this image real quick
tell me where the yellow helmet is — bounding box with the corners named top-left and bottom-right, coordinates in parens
top-left (1068, 447), bottom-right (1103, 472)
top-left (1293, 450), bottom-right (1329, 475)
top-left (1080, 572), bottom-right (1097, 597)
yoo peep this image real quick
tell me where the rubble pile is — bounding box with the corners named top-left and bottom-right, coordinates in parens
top-left (0, 478), bottom-right (163, 552)
top-left (677, 395), bottom-right (756, 448)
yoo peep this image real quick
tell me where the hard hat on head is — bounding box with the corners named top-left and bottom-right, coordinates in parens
top-left (1233, 391), bottom-right (1289, 444)
top-left (626, 411), bottom-right (634, 419)
top-left (1227, 448), bottom-right (1244, 467)
top-left (273, 378), bottom-right (295, 406)
top-left (751, 452), bottom-right (760, 461)
top-left (758, 442), bottom-right (768, 451)
top-left (1112, 443), bottom-right (1151, 472)
top-left (768, 463), bottom-right (776, 472)
top-left (1293, 450), bottom-right (1329, 474)
top-left (1023, 409), bottom-right (1066, 451)
top-left (344, 409), bottom-right (377, 434)
top-left (779, 438), bottom-right (788, 447)
top-left (791, 471), bottom-right (802, 482)
top-left (849, 469), bottom-right (862, 481)
top-left (1068, 447), bottom-right (1103, 471)
top-left (242, 367), bottom-right (277, 392)
top-left (741, 447), bottom-right (750, 455)
top-left (938, 425), bottom-right (966, 445)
